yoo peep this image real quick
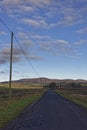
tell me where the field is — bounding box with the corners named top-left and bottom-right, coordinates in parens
top-left (0, 82), bottom-right (43, 89)
top-left (1, 82), bottom-right (87, 128)
top-left (0, 82), bottom-right (43, 98)
top-left (56, 88), bottom-right (87, 108)
top-left (0, 83), bottom-right (44, 128)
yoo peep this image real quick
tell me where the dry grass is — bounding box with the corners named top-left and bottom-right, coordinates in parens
top-left (0, 83), bottom-right (42, 89)
top-left (56, 88), bottom-right (87, 108)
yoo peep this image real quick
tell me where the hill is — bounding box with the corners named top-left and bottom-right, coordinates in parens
top-left (1, 78), bottom-right (87, 85)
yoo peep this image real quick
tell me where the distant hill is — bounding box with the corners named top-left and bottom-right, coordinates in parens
top-left (1, 77), bottom-right (87, 85)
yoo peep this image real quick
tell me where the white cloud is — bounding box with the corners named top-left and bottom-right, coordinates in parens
top-left (22, 18), bottom-right (48, 27)
top-left (75, 0), bottom-right (87, 3)
top-left (0, 47), bottom-right (23, 64)
top-left (20, 5), bottom-right (34, 12)
top-left (0, 31), bottom-right (7, 35)
top-left (0, 0), bottom-right (51, 8)
top-left (38, 39), bottom-right (73, 55)
top-left (1, 0), bottom-right (87, 28)
top-left (17, 32), bottom-right (29, 39)
top-left (1, 0), bottom-right (21, 5)
top-left (75, 39), bottom-right (87, 46)
top-left (0, 46), bottom-right (42, 64)
top-left (55, 40), bottom-right (72, 53)
top-left (56, 40), bottom-right (69, 45)
top-left (39, 42), bottom-right (52, 51)
top-left (29, 34), bottom-right (51, 40)
top-left (59, 16), bottom-right (75, 26)
top-left (17, 32), bottom-right (34, 46)
top-left (76, 27), bottom-right (87, 34)
top-left (27, 0), bottom-right (51, 7)
top-left (57, 7), bottom-right (85, 26)
top-left (27, 54), bottom-right (42, 60)
top-left (20, 39), bottom-right (34, 47)
top-left (22, 18), bottom-right (40, 27)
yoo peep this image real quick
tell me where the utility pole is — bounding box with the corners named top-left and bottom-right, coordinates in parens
top-left (9, 32), bottom-right (13, 101)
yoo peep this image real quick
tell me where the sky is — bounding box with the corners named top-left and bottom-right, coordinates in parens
top-left (0, 0), bottom-right (87, 82)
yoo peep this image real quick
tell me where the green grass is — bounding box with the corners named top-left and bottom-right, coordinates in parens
top-left (56, 89), bottom-right (87, 109)
top-left (0, 92), bottom-right (44, 128)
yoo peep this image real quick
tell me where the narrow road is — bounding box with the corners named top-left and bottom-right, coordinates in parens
top-left (2, 90), bottom-right (87, 130)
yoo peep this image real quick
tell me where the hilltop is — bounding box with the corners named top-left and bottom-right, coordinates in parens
top-left (1, 77), bottom-right (87, 84)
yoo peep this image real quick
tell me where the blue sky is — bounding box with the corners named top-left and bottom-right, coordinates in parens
top-left (0, 0), bottom-right (87, 82)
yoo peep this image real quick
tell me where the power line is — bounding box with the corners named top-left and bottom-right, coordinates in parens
top-left (13, 34), bottom-right (41, 78)
top-left (0, 17), bottom-right (42, 84)
top-left (0, 18), bottom-right (11, 32)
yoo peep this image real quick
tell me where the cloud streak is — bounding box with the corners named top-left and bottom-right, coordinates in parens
top-left (75, 39), bottom-right (87, 46)
top-left (76, 27), bottom-right (87, 34)
top-left (0, 47), bottom-right (42, 65)
top-left (1, 0), bottom-right (87, 28)
top-left (0, 0), bottom-right (86, 60)
top-left (1, 0), bottom-right (51, 7)
top-left (38, 39), bottom-right (73, 55)
top-left (22, 17), bottom-right (49, 28)
top-left (0, 47), bottom-right (22, 64)
top-left (0, 31), bottom-right (7, 35)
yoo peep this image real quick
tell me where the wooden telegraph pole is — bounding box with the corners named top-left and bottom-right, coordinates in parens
top-left (9, 32), bottom-right (13, 101)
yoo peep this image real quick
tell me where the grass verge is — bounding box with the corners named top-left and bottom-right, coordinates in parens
top-left (0, 92), bottom-right (44, 128)
top-left (56, 89), bottom-right (87, 109)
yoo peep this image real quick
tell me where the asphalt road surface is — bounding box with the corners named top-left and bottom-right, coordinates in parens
top-left (2, 90), bottom-right (87, 130)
